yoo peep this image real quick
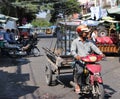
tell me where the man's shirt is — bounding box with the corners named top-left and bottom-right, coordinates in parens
top-left (4, 32), bottom-right (11, 43)
top-left (71, 37), bottom-right (102, 57)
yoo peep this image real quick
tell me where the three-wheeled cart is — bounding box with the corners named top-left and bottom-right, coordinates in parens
top-left (43, 21), bottom-right (81, 86)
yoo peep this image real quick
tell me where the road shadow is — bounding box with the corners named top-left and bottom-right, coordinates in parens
top-left (0, 69), bottom-right (39, 99)
top-left (104, 84), bottom-right (117, 99)
top-left (0, 55), bottom-right (39, 99)
top-left (0, 56), bottom-right (30, 67)
top-left (49, 73), bottom-right (73, 88)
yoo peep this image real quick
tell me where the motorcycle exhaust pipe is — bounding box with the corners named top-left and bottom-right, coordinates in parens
top-left (70, 81), bottom-right (76, 87)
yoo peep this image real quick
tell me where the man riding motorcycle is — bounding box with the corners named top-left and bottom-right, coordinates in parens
top-left (71, 25), bottom-right (105, 94)
top-left (21, 33), bottom-right (39, 56)
top-left (21, 34), bottom-right (33, 54)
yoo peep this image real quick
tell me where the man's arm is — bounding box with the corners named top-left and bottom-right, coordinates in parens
top-left (22, 44), bottom-right (30, 50)
top-left (71, 40), bottom-right (81, 60)
top-left (4, 33), bottom-right (12, 43)
top-left (90, 42), bottom-right (103, 55)
top-left (71, 40), bottom-right (77, 56)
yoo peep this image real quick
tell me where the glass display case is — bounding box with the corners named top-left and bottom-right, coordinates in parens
top-left (57, 21), bottom-right (81, 55)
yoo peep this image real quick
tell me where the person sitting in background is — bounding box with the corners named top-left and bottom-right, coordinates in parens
top-left (10, 29), bottom-right (16, 42)
top-left (3, 29), bottom-right (20, 50)
top-left (4, 29), bottom-right (16, 44)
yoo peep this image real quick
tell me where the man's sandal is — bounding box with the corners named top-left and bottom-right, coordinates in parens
top-left (75, 84), bottom-right (80, 94)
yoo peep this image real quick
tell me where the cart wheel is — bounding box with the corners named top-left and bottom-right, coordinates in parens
top-left (45, 64), bottom-right (52, 86)
top-left (97, 25), bottom-right (108, 37)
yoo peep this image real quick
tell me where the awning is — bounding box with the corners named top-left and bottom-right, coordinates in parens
top-left (107, 7), bottom-right (120, 14)
top-left (18, 23), bottom-right (33, 29)
top-left (59, 21), bottom-right (81, 26)
top-left (81, 20), bottom-right (99, 26)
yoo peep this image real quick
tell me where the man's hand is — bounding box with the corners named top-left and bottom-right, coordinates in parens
top-left (101, 54), bottom-right (105, 58)
top-left (75, 55), bottom-right (81, 60)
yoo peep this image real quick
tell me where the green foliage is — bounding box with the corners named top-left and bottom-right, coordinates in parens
top-left (25, 3), bottom-right (38, 12)
top-left (50, 0), bottom-right (81, 23)
top-left (12, 1), bottom-right (38, 13)
top-left (0, 0), bottom-right (81, 24)
top-left (31, 18), bottom-right (52, 27)
top-left (64, 0), bottom-right (81, 15)
top-left (40, 4), bottom-right (54, 11)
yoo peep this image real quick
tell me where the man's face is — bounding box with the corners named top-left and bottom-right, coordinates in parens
top-left (82, 31), bottom-right (89, 38)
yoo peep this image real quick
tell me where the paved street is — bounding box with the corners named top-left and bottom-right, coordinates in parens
top-left (0, 37), bottom-right (120, 99)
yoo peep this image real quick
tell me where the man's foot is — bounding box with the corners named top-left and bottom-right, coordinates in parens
top-left (75, 84), bottom-right (80, 94)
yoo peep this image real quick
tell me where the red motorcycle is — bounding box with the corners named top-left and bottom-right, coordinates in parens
top-left (71, 54), bottom-right (105, 99)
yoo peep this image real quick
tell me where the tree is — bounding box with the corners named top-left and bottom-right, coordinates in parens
top-left (50, 0), bottom-right (81, 23)
top-left (31, 18), bottom-right (52, 27)
top-left (0, 0), bottom-right (81, 25)
top-left (64, 0), bottom-right (81, 15)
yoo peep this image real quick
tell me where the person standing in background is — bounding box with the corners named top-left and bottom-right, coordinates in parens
top-left (91, 27), bottom-right (98, 44)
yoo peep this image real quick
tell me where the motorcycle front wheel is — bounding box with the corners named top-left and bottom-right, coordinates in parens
top-left (8, 50), bottom-right (19, 58)
top-left (31, 47), bottom-right (40, 57)
top-left (92, 83), bottom-right (105, 99)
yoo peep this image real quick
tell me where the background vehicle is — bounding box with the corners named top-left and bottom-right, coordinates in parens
top-left (18, 23), bottom-right (33, 37)
top-left (5, 47), bottom-right (26, 58)
top-left (35, 26), bottom-right (57, 38)
top-left (0, 35), bottom-right (40, 58)
top-left (0, 42), bottom-right (26, 58)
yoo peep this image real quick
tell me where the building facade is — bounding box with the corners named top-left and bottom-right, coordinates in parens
top-left (78, 0), bottom-right (118, 8)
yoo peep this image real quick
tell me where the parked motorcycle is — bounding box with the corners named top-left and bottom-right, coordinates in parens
top-left (1, 39), bottom-right (40, 58)
top-left (0, 30), bottom-right (40, 58)
top-left (70, 54), bottom-right (105, 99)
top-left (1, 46), bottom-right (26, 58)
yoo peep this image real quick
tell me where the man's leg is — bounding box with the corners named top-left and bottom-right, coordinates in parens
top-left (74, 61), bottom-right (84, 94)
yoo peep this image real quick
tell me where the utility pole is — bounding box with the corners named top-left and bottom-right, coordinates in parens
top-left (94, 0), bottom-right (97, 7)
top-left (100, 0), bottom-right (102, 7)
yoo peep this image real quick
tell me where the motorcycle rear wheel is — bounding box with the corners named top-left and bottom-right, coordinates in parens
top-left (31, 47), bottom-right (40, 57)
top-left (92, 83), bottom-right (105, 99)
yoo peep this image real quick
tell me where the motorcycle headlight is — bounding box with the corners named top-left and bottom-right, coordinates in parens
top-left (89, 56), bottom-right (97, 62)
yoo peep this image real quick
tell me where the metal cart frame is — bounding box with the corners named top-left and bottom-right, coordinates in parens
top-left (43, 20), bottom-right (81, 86)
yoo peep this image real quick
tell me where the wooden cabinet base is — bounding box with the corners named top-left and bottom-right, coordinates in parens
top-left (97, 44), bottom-right (119, 53)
